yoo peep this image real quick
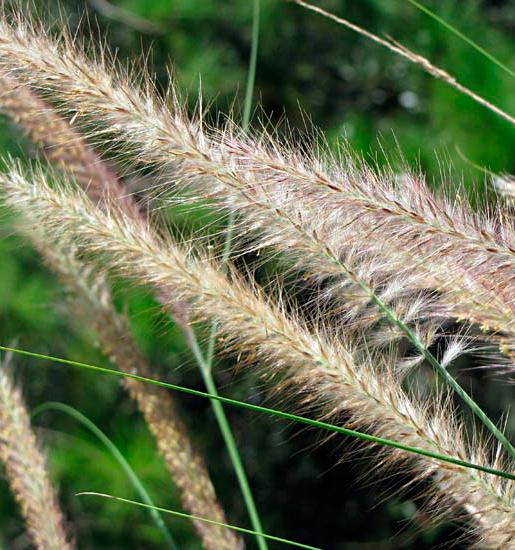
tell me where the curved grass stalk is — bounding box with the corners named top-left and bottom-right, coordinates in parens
top-left (293, 0), bottom-right (515, 125)
top-left (0, 344), bottom-right (513, 482)
top-left (32, 402), bottom-right (177, 550)
top-left (204, 0), bottom-right (261, 366)
top-left (242, 0), bottom-right (260, 129)
top-left (77, 492), bottom-right (320, 550)
top-left (406, 0), bottom-right (515, 79)
top-left (183, 338), bottom-right (264, 550)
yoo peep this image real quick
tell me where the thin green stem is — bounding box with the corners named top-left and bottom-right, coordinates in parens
top-left (205, 0), bottom-right (261, 367)
top-left (187, 334), bottom-right (267, 548)
top-left (202, 2), bottom-right (267, 549)
top-left (1, 345), bottom-right (513, 481)
top-left (349, 269), bottom-right (514, 460)
top-left (279, 209), bottom-right (515, 459)
top-left (369, 290), bottom-right (515, 459)
top-left (32, 402), bottom-right (177, 550)
top-left (406, 0), bottom-right (515, 79)
top-left (242, 0), bottom-right (261, 129)
top-left (76, 492), bottom-right (320, 550)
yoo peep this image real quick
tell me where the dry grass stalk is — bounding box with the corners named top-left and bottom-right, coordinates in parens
top-left (0, 73), bottom-right (240, 549)
top-left (0, 355), bottom-right (73, 550)
top-left (29, 238), bottom-right (240, 550)
top-left (1, 165), bottom-right (513, 548)
top-left (292, 0), bottom-right (515, 126)
top-left (0, 14), bottom-right (512, 358)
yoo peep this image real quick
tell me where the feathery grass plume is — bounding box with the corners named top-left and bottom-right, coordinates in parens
top-left (0, 71), bottom-right (140, 217)
top-left (1, 164), bottom-right (514, 548)
top-left (0, 13), bottom-right (512, 361)
top-left (0, 12), bottom-right (512, 463)
top-left (27, 237), bottom-right (241, 550)
top-left (0, 354), bottom-right (73, 550)
top-left (0, 72), bottom-right (241, 549)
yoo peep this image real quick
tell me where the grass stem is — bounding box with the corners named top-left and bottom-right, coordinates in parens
top-left (201, 1), bottom-right (268, 548)
top-left (32, 402), bottom-right (177, 550)
top-left (76, 492), bottom-right (320, 550)
top-left (406, 0), bottom-right (515, 79)
top-left (2, 345), bottom-right (513, 482)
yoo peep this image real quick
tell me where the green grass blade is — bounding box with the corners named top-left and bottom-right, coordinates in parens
top-left (1, 345), bottom-right (513, 482)
top-left (32, 401), bottom-right (178, 550)
top-left (158, 1), bottom-right (266, 540)
top-left (406, 0), bottom-right (515, 79)
top-left (187, 335), bottom-right (267, 550)
top-left (76, 492), bottom-right (320, 550)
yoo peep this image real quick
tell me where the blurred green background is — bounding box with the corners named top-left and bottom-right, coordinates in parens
top-left (0, 0), bottom-right (514, 548)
